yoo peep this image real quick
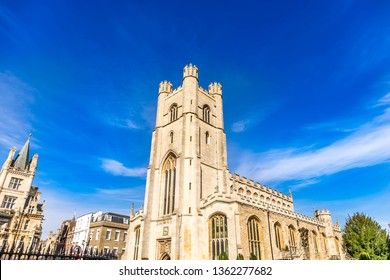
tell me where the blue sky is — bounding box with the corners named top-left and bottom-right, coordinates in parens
top-left (0, 0), bottom-right (389, 238)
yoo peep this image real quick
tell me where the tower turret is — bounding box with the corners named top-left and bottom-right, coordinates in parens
top-left (158, 81), bottom-right (173, 94)
top-left (183, 64), bottom-right (198, 80)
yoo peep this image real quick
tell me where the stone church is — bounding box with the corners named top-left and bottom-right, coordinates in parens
top-left (124, 65), bottom-right (344, 260)
top-left (0, 135), bottom-right (45, 251)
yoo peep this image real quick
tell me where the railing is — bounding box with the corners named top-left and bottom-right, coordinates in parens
top-left (0, 243), bottom-right (118, 260)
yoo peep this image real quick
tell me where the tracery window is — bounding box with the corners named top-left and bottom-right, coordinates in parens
top-left (288, 225), bottom-right (296, 248)
top-left (203, 105), bottom-right (210, 123)
top-left (161, 154), bottom-right (177, 215)
top-left (170, 104), bottom-right (178, 122)
top-left (247, 216), bottom-right (261, 259)
top-left (210, 214), bottom-right (228, 259)
top-left (274, 222), bottom-right (283, 250)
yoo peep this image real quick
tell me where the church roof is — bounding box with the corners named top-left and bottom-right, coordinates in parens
top-left (13, 134), bottom-right (31, 170)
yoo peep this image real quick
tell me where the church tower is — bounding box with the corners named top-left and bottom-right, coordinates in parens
top-left (0, 135), bottom-right (44, 250)
top-left (124, 65), bottom-right (345, 261)
top-left (125, 65), bottom-right (230, 260)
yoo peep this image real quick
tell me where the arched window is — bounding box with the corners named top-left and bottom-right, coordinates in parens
top-left (205, 131), bottom-right (209, 144)
top-left (334, 236), bottom-right (340, 257)
top-left (170, 104), bottom-right (178, 122)
top-left (203, 105), bottom-right (210, 123)
top-left (247, 216), bottom-right (261, 260)
top-left (161, 154), bottom-right (177, 215)
top-left (288, 225), bottom-right (296, 249)
top-left (322, 233), bottom-right (328, 254)
top-left (312, 231), bottom-right (319, 256)
top-left (133, 226), bottom-right (140, 260)
top-left (209, 214), bottom-right (228, 260)
top-left (169, 131), bottom-right (174, 144)
top-left (274, 222), bottom-right (283, 250)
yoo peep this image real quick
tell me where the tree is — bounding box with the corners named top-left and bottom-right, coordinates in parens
top-left (343, 213), bottom-right (389, 260)
top-left (236, 253), bottom-right (244, 260)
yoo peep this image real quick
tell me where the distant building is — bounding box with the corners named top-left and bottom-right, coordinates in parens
top-left (88, 212), bottom-right (129, 259)
top-left (72, 211), bottom-right (101, 252)
top-left (54, 217), bottom-right (76, 254)
top-left (124, 65), bottom-right (345, 260)
top-left (0, 135), bottom-right (45, 251)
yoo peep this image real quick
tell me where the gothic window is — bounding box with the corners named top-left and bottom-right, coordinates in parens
top-left (161, 154), bottom-right (177, 215)
top-left (170, 104), bottom-right (178, 122)
top-left (209, 214), bottom-right (228, 260)
top-left (322, 233), bottom-right (328, 254)
top-left (335, 236), bottom-right (341, 257)
top-left (288, 225), bottom-right (296, 249)
top-left (8, 177), bottom-right (22, 190)
top-left (203, 105), bottom-right (210, 123)
top-left (274, 222), bottom-right (283, 250)
top-left (312, 231), bottom-right (319, 256)
top-left (247, 216), bottom-right (261, 260)
top-left (1, 196), bottom-right (16, 209)
top-left (134, 226), bottom-right (140, 260)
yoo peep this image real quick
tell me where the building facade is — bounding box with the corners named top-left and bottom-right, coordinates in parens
top-left (54, 218), bottom-right (76, 254)
top-left (72, 211), bottom-right (101, 252)
top-left (0, 135), bottom-right (44, 251)
top-left (124, 65), bottom-right (345, 260)
top-left (88, 212), bottom-right (129, 258)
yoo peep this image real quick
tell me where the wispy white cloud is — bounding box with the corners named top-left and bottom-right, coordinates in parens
top-left (232, 120), bottom-right (249, 133)
top-left (0, 72), bottom-right (35, 149)
top-left (235, 93), bottom-right (390, 184)
top-left (95, 186), bottom-right (145, 203)
top-left (105, 116), bottom-right (142, 130)
top-left (294, 186), bottom-right (390, 229)
top-left (376, 92), bottom-right (390, 106)
top-left (101, 158), bottom-right (147, 177)
top-left (231, 110), bottom-right (271, 133)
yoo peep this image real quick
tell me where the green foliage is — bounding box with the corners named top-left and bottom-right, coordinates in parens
top-left (358, 252), bottom-right (371, 260)
top-left (218, 252), bottom-right (229, 260)
top-left (249, 253), bottom-right (257, 260)
top-left (343, 212), bottom-right (389, 260)
top-left (236, 253), bottom-right (244, 260)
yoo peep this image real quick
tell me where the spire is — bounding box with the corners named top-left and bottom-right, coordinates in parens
top-left (13, 133), bottom-right (32, 170)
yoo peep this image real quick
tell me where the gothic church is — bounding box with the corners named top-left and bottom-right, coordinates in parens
top-left (124, 65), bottom-right (344, 260)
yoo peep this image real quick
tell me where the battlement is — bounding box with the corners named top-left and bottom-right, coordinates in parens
top-left (208, 82), bottom-right (222, 95)
top-left (159, 80), bottom-right (173, 94)
top-left (315, 209), bottom-right (331, 216)
top-left (232, 173), bottom-right (292, 202)
top-left (183, 64), bottom-right (198, 79)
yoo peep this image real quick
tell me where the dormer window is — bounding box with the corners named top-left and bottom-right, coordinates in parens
top-left (170, 104), bottom-right (178, 122)
top-left (203, 105), bottom-right (210, 123)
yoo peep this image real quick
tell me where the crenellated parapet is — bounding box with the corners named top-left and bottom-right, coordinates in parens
top-left (230, 173), bottom-right (294, 208)
top-left (159, 80), bottom-right (173, 94)
top-left (208, 82), bottom-right (222, 96)
top-left (183, 64), bottom-right (198, 80)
